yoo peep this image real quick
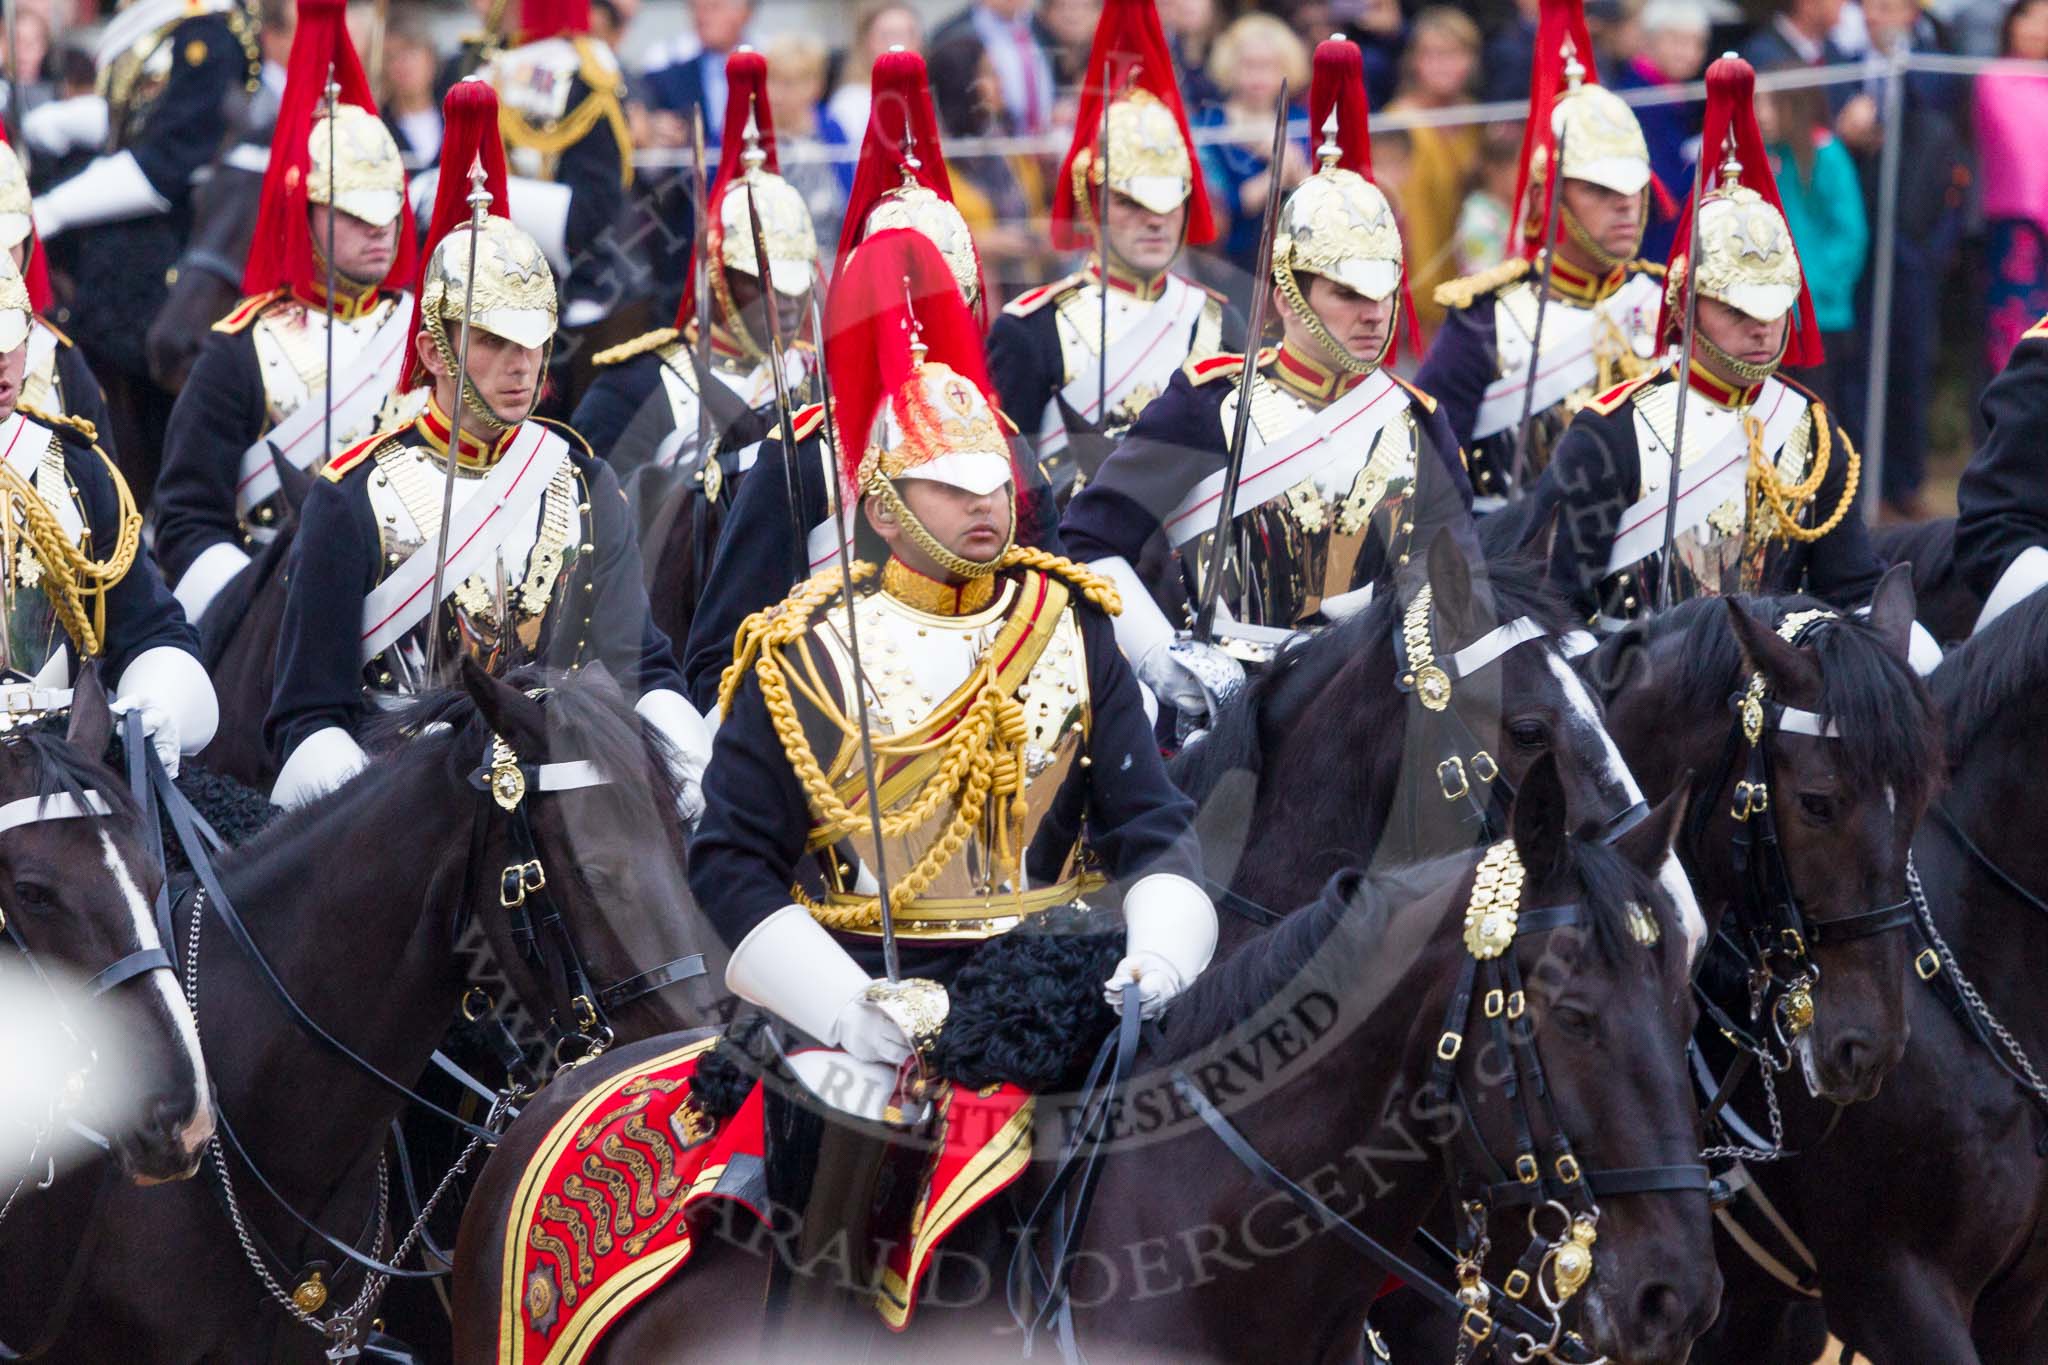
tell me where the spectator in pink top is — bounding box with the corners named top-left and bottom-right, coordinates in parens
top-left (1978, 0), bottom-right (2048, 372)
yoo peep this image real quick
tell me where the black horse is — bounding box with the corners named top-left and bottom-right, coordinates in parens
top-left (1695, 584), bottom-right (2048, 1364)
top-left (452, 756), bottom-right (1717, 1363)
top-left (9, 662), bottom-right (718, 1361)
top-left (1173, 533), bottom-right (1646, 948)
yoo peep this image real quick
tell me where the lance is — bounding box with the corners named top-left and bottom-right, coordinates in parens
top-left (1509, 118), bottom-right (1570, 500)
top-left (802, 282), bottom-right (901, 982)
top-left (1094, 63), bottom-right (1110, 435)
top-left (321, 64), bottom-right (340, 487)
top-left (423, 157), bottom-right (493, 683)
top-left (1657, 129), bottom-right (1719, 611)
top-left (1191, 83), bottom-right (1291, 642)
top-left (690, 106), bottom-right (712, 470)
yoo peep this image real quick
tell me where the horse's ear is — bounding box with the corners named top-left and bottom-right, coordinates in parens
top-left (273, 448), bottom-right (316, 516)
top-left (1426, 526), bottom-right (1482, 640)
top-left (460, 656), bottom-right (549, 758)
top-left (1518, 503), bottom-right (1558, 561)
top-left (1614, 781), bottom-right (1690, 882)
top-left (1508, 751), bottom-right (1570, 888)
top-left (1724, 599), bottom-right (1821, 700)
top-left (1864, 562), bottom-right (1918, 664)
top-left (66, 663), bottom-right (114, 762)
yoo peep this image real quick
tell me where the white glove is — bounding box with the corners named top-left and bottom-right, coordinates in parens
top-left (726, 904), bottom-right (900, 1052)
top-left (22, 94), bottom-right (106, 158)
top-left (634, 688), bottom-right (711, 826)
top-left (831, 995), bottom-right (914, 1067)
top-left (1136, 640), bottom-right (1224, 718)
top-left (110, 646), bottom-right (219, 779)
top-left (170, 542), bottom-right (252, 628)
top-left (32, 150), bottom-right (170, 239)
top-left (1104, 872), bottom-right (1218, 1019)
top-left (270, 725), bottom-right (369, 808)
top-left (1088, 554), bottom-right (1244, 721)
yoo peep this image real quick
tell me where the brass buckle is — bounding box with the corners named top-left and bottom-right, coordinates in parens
top-left (1515, 1153), bottom-right (1539, 1184)
top-left (1437, 1031), bottom-right (1463, 1061)
top-left (1483, 988), bottom-right (1505, 1018)
top-left (1732, 780), bottom-right (1769, 821)
top-left (1506, 989), bottom-right (1526, 1020)
top-left (500, 859), bottom-right (546, 907)
top-left (1779, 927), bottom-right (1807, 959)
top-left (1470, 750), bottom-right (1499, 784)
top-left (1914, 948), bottom-right (1942, 980)
top-left (1503, 1268), bottom-right (1532, 1300)
top-left (460, 986), bottom-right (492, 1022)
top-left (572, 993), bottom-right (598, 1032)
top-left (1555, 1153), bottom-right (1582, 1184)
top-left (1460, 1307), bottom-right (1494, 1343)
top-left (1438, 756), bottom-right (1470, 802)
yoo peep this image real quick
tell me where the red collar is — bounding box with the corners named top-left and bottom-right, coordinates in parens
top-left (1684, 357), bottom-right (1763, 409)
top-left (291, 278), bottom-right (385, 322)
top-left (1089, 257), bottom-right (1170, 302)
top-left (1546, 253), bottom-right (1628, 306)
top-left (1272, 340), bottom-right (1367, 402)
top-left (413, 395), bottom-right (519, 467)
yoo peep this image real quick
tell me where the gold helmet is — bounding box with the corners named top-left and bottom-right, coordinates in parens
top-left (307, 103), bottom-right (408, 229)
top-left (862, 182), bottom-right (981, 313)
top-left (713, 114), bottom-right (818, 300)
top-left (1516, 33), bottom-right (1654, 268)
top-left (1551, 75), bottom-right (1651, 200)
top-left (838, 49), bottom-right (982, 313)
top-left (1670, 143), bottom-right (1804, 383)
top-left (1071, 89), bottom-right (1196, 220)
top-left (0, 142), bottom-right (29, 256)
top-left (860, 348), bottom-right (1013, 501)
top-left (0, 251), bottom-right (30, 354)
top-left (419, 215), bottom-right (557, 427)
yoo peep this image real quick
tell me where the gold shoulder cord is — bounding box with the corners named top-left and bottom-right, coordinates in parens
top-left (716, 549), bottom-right (1120, 931)
top-left (495, 37), bottom-right (634, 187)
top-left (1747, 403), bottom-right (1859, 545)
top-left (0, 437), bottom-right (139, 656)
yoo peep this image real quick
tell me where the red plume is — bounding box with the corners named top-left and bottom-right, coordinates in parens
top-left (518, 0), bottom-right (588, 41)
top-left (829, 49), bottom-right (985, 323)
top-left (1308, 37), bottom-right (1371, 177)
top-left (1658, 56), bottom-right (1824, 369)
top-left (1051, 0), bottom-right (1214, 252)
top-left (400, 78), bottom-right (513, 389)
top-left (241, 0), bottom-right (416, 304)
top-left (0, 123), bottom-right (50, 312)
top-left (825, 227), bottom-right (1015, 497)
top-left (1509, 0), bottom-right (1597, 261)
top-left (673, 48), bottom-right (782, 331)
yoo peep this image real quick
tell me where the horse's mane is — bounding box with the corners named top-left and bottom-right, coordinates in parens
top-left (1168, 550), bottom-right (1576, 803)
top-left (1932, 586), bottom-right (2048, 762)
top-left (1154, 833), bottom-right (1671, 1062)
top-left (1607, 594), bottom-right (1942, 813)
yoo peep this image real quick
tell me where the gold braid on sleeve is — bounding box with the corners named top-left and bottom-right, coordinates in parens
top-left (0, 439), bottom-right (139, 657)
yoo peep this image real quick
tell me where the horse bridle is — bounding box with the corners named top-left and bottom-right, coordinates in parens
top-left (1688, 609), bottom-right (1918, 1075)
top-left (466, 697), bottom-right (706, 1067)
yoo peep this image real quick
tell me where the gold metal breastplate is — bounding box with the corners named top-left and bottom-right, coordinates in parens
top-left (805, 581), bottom-right (1094, 939)
top-left (1052, 285), bottom-right (1219, 434)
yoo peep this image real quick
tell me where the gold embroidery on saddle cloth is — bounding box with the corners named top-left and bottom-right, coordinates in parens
top-left (373, 440), bottom-right (579, 652)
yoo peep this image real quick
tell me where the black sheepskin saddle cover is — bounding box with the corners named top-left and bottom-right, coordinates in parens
top-left (691, 903), bottom-right (1126, 1120)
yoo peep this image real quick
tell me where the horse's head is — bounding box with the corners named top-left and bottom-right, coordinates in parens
top-left (1418, 530), bottom-right (1642, 846)
top-left (453, 660), bottom-right (708, 1058)
top-left (1714, 568), bottom-right (1934, 1102)
top-left (0, 671), bottom-right (213, 1185)
top-left (1453, 755), bottom-right (1717, 1365)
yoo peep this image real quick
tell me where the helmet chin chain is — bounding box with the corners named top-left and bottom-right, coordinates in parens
top-left (1695, 325), bottom-right (1786, 387)
top-left (1275, 262), bottom-right (1392, 375)
top-left (1555, 190), bottom-right (1648, 275)
top-left (871, 477), bottom-right (1015, 581)
top-left (427, 314), bottom-right (548, 439)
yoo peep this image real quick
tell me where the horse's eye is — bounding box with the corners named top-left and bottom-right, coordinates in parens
top-left (1797, 792), bottom-right (1836, 825)
top-left (580, 866), bottom-right (614, 896)
top-left (1552, 1004), bottom-right (1597, 1041)
top-left (1508, 720), bottom-right (1548, 751)
top-left (13, 881), bottom-right (53, 911)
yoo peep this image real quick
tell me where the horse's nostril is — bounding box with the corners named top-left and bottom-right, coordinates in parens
top-left (1633, 1280), bottom-right (1688, 1334)
top-left (1830, 1032), bottom-right (1876, 1081)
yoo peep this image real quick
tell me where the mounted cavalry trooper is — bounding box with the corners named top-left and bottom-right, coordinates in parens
top-left (263, 128), bottom-right (711, 813)
top-left (1956, 319), bottom-right (2048, 632)
top-left (691, 223), bottom-right (1213, 1072)
top-left (25, 0), bottom-right (261, 487)
top-left (0, 135), bottom-right (116, 462)
top-left (1416, 0), bottom-right (1671, 509)
top-left (1063, 37), bottom-right (1472, 724)
top-left (571, 46), bottom-right (819, 481)
top-left (677, 51), bottom-right (1039, 710)
top-left (0, 251), bottom-right (217, 775)
top-left (151, 0), bottom-right (419, 629)
top-left (1533, 56), bottom-right (1919, 660)
top-left (986, 0), bottom-right (1239, 499)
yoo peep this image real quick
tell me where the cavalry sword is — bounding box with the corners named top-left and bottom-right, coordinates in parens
top-left (1509, 117), bottom-right (1569, 501)
top-left (735, 110), bottom-right (811, 579)
top-left (423, 158), bottom-right (492, 683)
top-left (1094, 63), bottom-right (1110, 438)
top-left (803, 284), bottom-right (901, 983)
top-left (321, 65), bottom-right (340, 491)
top-left (689, 107), bottom-right (712, 471)
top-left (1657, 127), bottom-right (1717, 611)
top-left (1191, 83), bottom-right (1292, 643)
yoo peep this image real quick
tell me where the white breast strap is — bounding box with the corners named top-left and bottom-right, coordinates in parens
top-left (533, 760), bottom-right (605, 792)
top-left (1775, 707), bottom-right (1839, 739)
top-left (0, 790), bottom-right (111, 836)
top-left (1559, 630), bottom-right (1599, 659)
top-left (1447, 616), bottom-right (1548, 680)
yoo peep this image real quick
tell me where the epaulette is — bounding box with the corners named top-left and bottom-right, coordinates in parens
top-left (590, 327), bottom-right (679, 367)
top-left (2023, 313), bottom-right (2048, 342)
top-left (1628, 260), bottom-right (1668, 280)
top-left (35, 318), bottom-right (73, 349)
top-left (1184, 351), bottom-right (1248, 386)
top-left (1388, 374), bottom-right (1439, 414)
top-left (321, 428), bottom-right (400, 482)
top-left (1585, 372), bottom-right (1659, 418)
top-left (211, 288), bottom-right (288, 334)
top-left (1433, 257), bottom-right (1532, 312)
top-left (1002, 271), bottom-right (1087, 318)
top-left (18, 403), bottom-right (95, 445)
top-left (789, 403), bottom-right (826, 443)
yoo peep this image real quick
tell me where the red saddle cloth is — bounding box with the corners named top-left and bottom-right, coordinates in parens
top-left (500, 1037), bottom-right (1033, 1364)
